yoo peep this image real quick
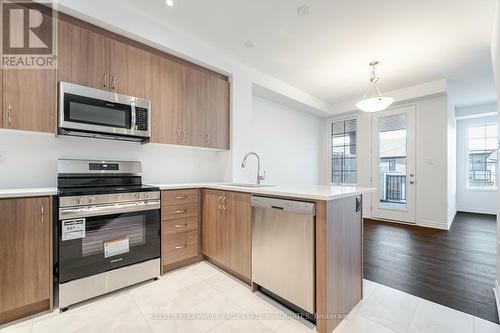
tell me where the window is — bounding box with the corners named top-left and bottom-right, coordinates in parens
top-left (467, 123), bottom-right (497, 189)
top-left (331, 118), bottom-right (357, 184)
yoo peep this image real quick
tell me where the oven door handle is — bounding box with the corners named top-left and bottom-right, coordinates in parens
top-left (59, 200), bottom-right (160, 219)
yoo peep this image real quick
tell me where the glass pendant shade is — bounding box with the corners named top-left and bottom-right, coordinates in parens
top-left (356, 61), bottom-right (394, 112)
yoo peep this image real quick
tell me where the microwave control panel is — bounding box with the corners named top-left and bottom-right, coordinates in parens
top-left (135, 107), bottom-right (148, 131)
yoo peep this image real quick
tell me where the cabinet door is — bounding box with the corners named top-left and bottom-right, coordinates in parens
top-left (201, 189), bottom-right (224, 261)
top-left (3, 69), bottom-right (55, 133)
top-left (183, 66), bottom-right (207, 147)
top-left (57, 20), bottom-right (109, 89)
top-left (109, 40), bottom-right (151, 98)
top-left (0, 197), bottom-right (51, 324)
top-left (206, 75), bottom-right (230, 149)
top-left (150, 55), bottom-right (184, 144)
top-left (223, 191), bottom-right (251, 279)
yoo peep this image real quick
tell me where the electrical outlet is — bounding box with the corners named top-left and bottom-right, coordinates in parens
top-left (0, 151), bottom-right (7, 166)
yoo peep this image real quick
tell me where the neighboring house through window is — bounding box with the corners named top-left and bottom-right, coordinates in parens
top-left (331, 118), bottom-right (357, 184)
top-left (467, 123), bottom-right (497, 189)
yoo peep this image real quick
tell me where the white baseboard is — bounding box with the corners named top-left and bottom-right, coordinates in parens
top-left (417, 219), bottom-right (450, 230)
top-left (494, 280), bottom-right (500, 321)
top-left (456, 207), bottom-right (497, 215)
top-left (447, 209), bottom-right (457, 229)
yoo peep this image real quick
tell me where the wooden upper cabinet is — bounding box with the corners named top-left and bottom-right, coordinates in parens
top-left (2, 69), bottom-right (55, 133)
top-left (57, 20), bottom-right (109, 89)
top-left (109, 40), bottom-right (151, 98)
top-left (207, 76), bottom-right (230, 149)
top-left (150, 55), bottom-right (184, 145)
top-left (0, 197), bottom-right (51, 324)
top-left (184, 67), bottom-right (208, 147)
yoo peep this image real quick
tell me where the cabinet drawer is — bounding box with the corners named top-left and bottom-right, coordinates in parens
top-left (163, 202), bottom-right (198, 220)
top-left (162, 189), bottom-right (199, 206)
top-left (163, 217), bottom-right (198, 235)
top-left (163, 230), bottom-right (199, 265)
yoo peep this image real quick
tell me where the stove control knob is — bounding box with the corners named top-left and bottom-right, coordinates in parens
top-left (145, 193), bottom-right (150, 200)
top-left (90, 196), bottom-right (96, 204)
top-left (77, 197), bottom-right (83, 205)
top-left (135, 193), bottom-right (141, 200)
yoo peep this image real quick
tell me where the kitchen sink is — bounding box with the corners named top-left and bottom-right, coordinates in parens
top-left (217, 183), bottom-right (275, 188)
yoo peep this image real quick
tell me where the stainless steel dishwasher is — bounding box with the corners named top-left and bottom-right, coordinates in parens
top-left (251, 196), bottom-right (315, 314)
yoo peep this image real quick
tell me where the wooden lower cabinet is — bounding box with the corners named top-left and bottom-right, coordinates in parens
top-left (201, 189), bottom-right (251, 281)
top-left (161, 189), bottom-right (202, 273)
top-left (0, 197), bottom-right (52, 324)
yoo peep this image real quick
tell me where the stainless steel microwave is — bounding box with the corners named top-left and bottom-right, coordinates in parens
top-left (58, 82), bottom-right (151, 142)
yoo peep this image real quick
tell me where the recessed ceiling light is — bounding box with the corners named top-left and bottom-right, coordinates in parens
top-left (165, 0), bottom-right (174, 7)
top-left (297, 5), bottom-right (310, 16)
top-left (244, 41), bottom-right (256, 48)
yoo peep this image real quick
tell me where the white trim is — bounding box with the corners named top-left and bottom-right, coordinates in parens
top-left (326, 115), bottom-right (359, 186)
top-left (455, 112), bottom-right (497, 121)
top-left (456, 207), bottom-right (497, 215)
top-left (494, 280), bottom-right (500, 321)
top-left (447, 209), bottom-right (457, 228)
top-left (417, 219), bottom-right (450, 230)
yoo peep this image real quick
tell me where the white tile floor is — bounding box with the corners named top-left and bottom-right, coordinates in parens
top-left (1, 261), bottom-right (499, 333)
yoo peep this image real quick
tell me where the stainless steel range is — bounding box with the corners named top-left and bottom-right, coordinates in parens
top-left (54, 159), bottom-right (160, 310)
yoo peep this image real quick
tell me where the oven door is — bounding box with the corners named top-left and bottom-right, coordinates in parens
top-left (57, 202), bottom-right (160, 284)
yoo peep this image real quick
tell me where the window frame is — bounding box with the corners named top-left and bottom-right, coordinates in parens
top-left (465, 122), bottom-right (498, 191)
top-left (327, 115), bottom-right (359, 186)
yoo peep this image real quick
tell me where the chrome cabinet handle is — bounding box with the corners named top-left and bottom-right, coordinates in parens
top-left (40, 205), bottom-right (44, 224)
top-left (175, 209), bottom-right (187, 214)
top-left (217, 196), bottom-right (222, 209)
top-left (222, 196), bottom-right (226, 210)
top-left (103, 73), bottom-right (107, 87)
top-left (175, 244), bottom-right (187, 250)
top-left (175, 223), bottom-right (188, 228)
top-left (205, 134), bottom-right (210, 144)
top-left (111, 76), bottom-right (116, 90)
top-left (7, 105), bottom-right (12, 125)
top-left (175, 195), bottom-right (187, 200)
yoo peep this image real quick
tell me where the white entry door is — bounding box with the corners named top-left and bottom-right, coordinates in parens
top-left (371, 105), bottom-right (416, 223)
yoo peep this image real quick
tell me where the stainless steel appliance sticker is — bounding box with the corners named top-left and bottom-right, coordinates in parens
top-left (61, 218), bottom-right (86, 241)
top-left (104, 236), bottom-right (130, 258)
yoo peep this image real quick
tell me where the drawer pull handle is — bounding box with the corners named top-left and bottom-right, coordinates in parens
top-left (175, 223), bottom-right (188, 228)
top-left (175, 244), bottom-right (187, 249)
top-left (175, 209), bottom-right (187, 214)
top-left (175, 195), bottom-right (188, 200)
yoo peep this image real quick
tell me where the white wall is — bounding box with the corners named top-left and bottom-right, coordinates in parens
top-left (491, 0), bottom-right (500, 293)
top-left (250, 96), bottom-right (322, 185)
top-left (332, 95), bottom-right (453, 229)
top-left (0, 130), bottom-right (221, 188)
top-left (456, 113), bottom-right (497, 215)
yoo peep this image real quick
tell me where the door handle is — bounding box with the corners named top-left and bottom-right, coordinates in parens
top-left (355, 197), bottom-right (361, 212)
top-left (7, 105), bottom-right (12, 125)
top-left (103, 73), bottom-right (107, 88)
top-left (175, 195), bottom-right (187, 200)
top-left (175, 209), bottom-right (187, 214)
top-left (217, 196), bottom-right (222, 209)
top-left (111, 76), bottom-right (116, 90)
top-left (175, 244), bottom-right (187, 250)
top-left (40, 205), bottom-right (44, 223)
top-left (222, 196), bottom-right (226, 210)
top-left (175, 223), bottom-right (188, 228)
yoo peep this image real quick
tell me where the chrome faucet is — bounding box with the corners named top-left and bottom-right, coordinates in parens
top-left (241, 152), bottom-right (265, 185)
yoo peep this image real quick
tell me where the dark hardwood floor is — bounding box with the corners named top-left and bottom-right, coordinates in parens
top-left (364, 212), bottom-right (498, 323)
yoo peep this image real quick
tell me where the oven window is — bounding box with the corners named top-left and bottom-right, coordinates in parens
top-left (82, 215), bottom-right (146, 257)
top-left (64, 93), bottom-right (131, 129)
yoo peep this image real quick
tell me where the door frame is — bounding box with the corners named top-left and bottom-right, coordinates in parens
top-left (371, 104), bottom-right (417, 223)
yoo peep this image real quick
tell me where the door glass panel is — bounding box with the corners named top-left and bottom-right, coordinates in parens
top-left (378, 114), bottom-right (408, 211)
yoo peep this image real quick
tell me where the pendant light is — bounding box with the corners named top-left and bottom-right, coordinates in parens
top-left (356, 61), bottom-right (394, 112)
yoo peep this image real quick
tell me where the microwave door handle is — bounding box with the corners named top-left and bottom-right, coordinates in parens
top-left (131, 102), bottom-right (136, 131)
top-left (59, 200), bottom-right (160, 219)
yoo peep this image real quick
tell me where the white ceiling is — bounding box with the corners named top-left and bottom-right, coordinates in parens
top-left (117, 0), bottom-right (497, 107)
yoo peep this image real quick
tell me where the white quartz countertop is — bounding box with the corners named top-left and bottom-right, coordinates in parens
top-left (0, 187), bottom-right (58, 199)
top-left (151, 183), bottom-right (375, 201)
top-left (0, 184), bottom-right (375, 201)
